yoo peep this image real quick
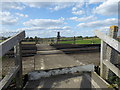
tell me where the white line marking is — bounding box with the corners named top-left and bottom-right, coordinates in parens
top-left (41, 59), bottom-right (45, 69)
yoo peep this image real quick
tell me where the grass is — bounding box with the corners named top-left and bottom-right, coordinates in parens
top-left (60, 37), bottom-right (74, 40)
top-left (21, 42), bottom-right (36, 44)
top-left (0, 39), bottom-right (36, 44)
top-left (0, 40), bottom-right (4, 43)
top-left (2, 37), bottom-right (115, 45)
top-left (59, 38), bottom-right (101, 44)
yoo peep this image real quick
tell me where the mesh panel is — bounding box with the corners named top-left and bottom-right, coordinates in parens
top-left (0, 31), bottom-right (18, 37)
top-left (0, 31), bottom-right (19, 42)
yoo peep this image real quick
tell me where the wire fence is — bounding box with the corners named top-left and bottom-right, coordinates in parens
top-left (0, 31), bottom-right (19, 42)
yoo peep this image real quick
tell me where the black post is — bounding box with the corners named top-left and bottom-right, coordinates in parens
top-left (57, 32), bottom-right (60, 44)
top-left (73, 36), bottom-right (76, 44)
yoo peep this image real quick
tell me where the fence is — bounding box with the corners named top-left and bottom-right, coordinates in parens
top-left (0, 31), bottom-right (25, 89)
top-left (94, 26), bottom-right (120, 81)
top-left (0, 26), bottom-right (119, 89)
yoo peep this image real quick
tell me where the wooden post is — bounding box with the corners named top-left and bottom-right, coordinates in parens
top-left (0, 57), bottom-right (2, 80)
top-left (100, 41), bottom-right (107, 78)
top-left (107, 26), bottom-right (118, 64)
top-left (14, 41), bottom-right (23, 88)
top-left (0, 37), bottom-right (2, 80)
top-left (101, 25), bottom-right (118, 79)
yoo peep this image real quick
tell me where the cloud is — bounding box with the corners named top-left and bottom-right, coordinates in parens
top-left (49, 2), bottom-right (74, 11)
top-left (72, 2), bottom-right (84, 11)
top-left (0, 26), bottom-right (18, 37)
top-left (0, 11), bottom-right (18, 25)
top-left (99, 26), bottom-right (110, 30)
top-left (69, 15), bottom-right (97, 22)
top-left (47, 26), bottom-right (71, 30)
top-left (93, 0), bottom-right (119, 16)
top-left (18, 26), bottom-right (72, 37)
top-left (22, 2), bottom-right (86, 12)
top-left (18, 26), bottom-right (71, 31)
top-left (72, 10), bottom-right (85, 15)
top-left (2, 2), bottom-right (25, 10)
top-left (23, 17), bottom-right (65, 27)
top-left (23, 2), bottom-right (74, 11)
top-left (71, 2), bottom-right (86, 15)
top-left (77, 18), bottom-right (118, 28)
top-left (0, 31), bottom-right (17, 37)
top-left (1, 2), bottom-right (74, 11)
top-left (89, 0), bottom-right (107, 4)
top-left (16, 13), bottom-right (28, 18)
top-left (23, 2), bottom-right (53, 8)
top-left (24, 29), bottom-right (74, 38)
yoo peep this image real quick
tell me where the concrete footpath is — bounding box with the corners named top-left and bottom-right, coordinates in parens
top-left (35, 44), bottom-right (84, 70)
top-left (24, 44), bottom-right (110, 89)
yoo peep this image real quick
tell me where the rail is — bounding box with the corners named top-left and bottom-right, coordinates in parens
top-left (0, 31), bottom-right (25, 89)
top-left (94, 26), bottom-right (120, 80)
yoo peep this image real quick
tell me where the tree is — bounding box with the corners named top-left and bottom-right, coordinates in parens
top-left (26, 37), bottom-right (29, 39)
top-left (34, 36), bottom-right (38, 44)
top-left (34, 36), bottom-right (38, 39)
top-left (29, 37), bottom-right (34, 41)
top-left (94, 36), bottom-right (97, 38)
top-left (77, 36), bottom-right (83, 38)
top-left (83, 36), bottom-right (88, 39)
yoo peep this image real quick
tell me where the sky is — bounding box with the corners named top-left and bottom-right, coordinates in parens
top-left (0, 0), bottom-right (119, 38)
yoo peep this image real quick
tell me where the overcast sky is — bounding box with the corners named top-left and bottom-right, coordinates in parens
top-left (0, 0), bottom-right (119, 38)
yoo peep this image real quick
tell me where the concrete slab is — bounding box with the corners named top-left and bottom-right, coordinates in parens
top-left (35, 44), bottom-right (85, 70)
top-left (24, 73), bottom-right (94, 89)
top-left (23, 44), bottom-right (111, 89)
top-left (35, 54), bottom-right (85, 70)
